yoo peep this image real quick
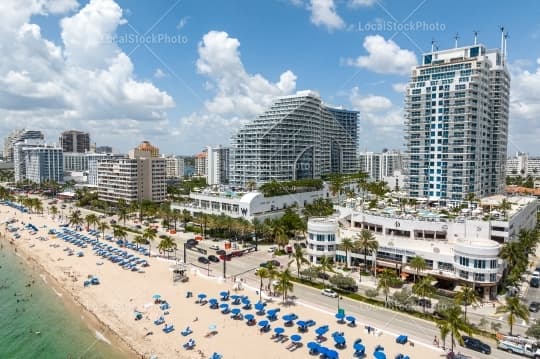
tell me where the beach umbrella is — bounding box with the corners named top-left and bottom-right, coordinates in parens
top-left (315, 326), bottom-right (329, 336)
top-left (346, 315), bottom-right (356, 322)
top-left (152, 294), bottom-right (161, 299)
top-left (282, 314), bottom-right (294, 322)
top-left (318, 347), bottom-right (329, 356)
top-left (335, 312), bottom-right (345, 320)
top-left (296, 320), bottom-right (306, 327)
top-left (198, 293), bottom-right (207, 299)
top-left (255, 303), bottom-right (265, 311)
top-left (220, 303), bottom-right (229, 309)
top-left (354, 342), bottom-right (365, 352)
top-left (307, 341), bottom-right (320, 350)
top-left (334, 335), bottom-right (345, 345)
top-left (244, 314), bottom-right (254, 321)
top-left (241, 297), bottom-right (250, 304)
top-left (208, 324), bottom-right (217, 331)
top-left (373, 351), bottom-right (386, 359)
top-left (274, 327), bottom-right (285, 335)
top-left (209, 298), bottom-right (218, 304)
top-left (231, 308), bottom-right (241, 315)
top-left (258, 320), bottom-right (269, 327)
top-left (291, 334), bottom-right (302, 343)
top-left (219, 291), bottom-right (228, 297)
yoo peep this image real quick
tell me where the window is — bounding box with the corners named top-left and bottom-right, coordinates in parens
top-left (473, 273), bottom-right (485, 282)
top-left (489, 259), bottom-right (498, 269)
top-left (459, 256), bottom-right (469, 267)
top-left (473, 259), bottom-right (486, 269)
top-left (489, 273), bottom-right (497, 282)
top-left (328, 234), bottom-right (336, 242)
top-left (316, 245), bottom-right (324, 251)
top-left (316, 234), bottom-right (325, 242)
top-left (459, 270), bottom-right (468, 279)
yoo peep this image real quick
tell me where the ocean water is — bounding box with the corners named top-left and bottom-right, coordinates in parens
top-left (0, 241), bottom-right (128, 359)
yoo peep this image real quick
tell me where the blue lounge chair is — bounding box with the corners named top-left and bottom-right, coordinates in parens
top-left (154, 316), bottom-right (165, 325)
top-left (210, 352), bottom-right (222, 359)
top-left (181, 326), bottom-right (193, 336)
top-left (162, 324), bottom-right (175, 333)
top-left (183, 338), bottom-right (195, 350)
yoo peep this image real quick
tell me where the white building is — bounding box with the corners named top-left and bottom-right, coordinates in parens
top-left (172, 185), bottom-right (331, 222)
top-left (506, 153), bottom-right (540, 178)
top-left (206, 145), bottom-right (230, 186)
top-left (3, 129), bottom-right (44, 162)
top-left (14, 141), bottom-right (63, 184)
top-left (87, 153), bottom-right (124, 186)
top-left (164, 155), bottom-right (184, 179)
top-left (358, 150), bottom-right (402, 181)
top-left (307, 195), bottom-right (537, 299)
top-left (63, 152), bottom-right (89, 172)
top-left (97, 141), bottom-right (166, 203)
top-left (382, 170), bottom-right (405, 192)
top-left (194, 151), bottom-right (207, 177)
top-left (404, 40), bottom-right (510, 202)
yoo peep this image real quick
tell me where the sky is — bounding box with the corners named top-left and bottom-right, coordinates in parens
top-left (1, 0), bottom-right (540, 156)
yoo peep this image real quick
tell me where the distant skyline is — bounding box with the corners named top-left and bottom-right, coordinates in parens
top-left (1, 0), bottom-right (540, 155)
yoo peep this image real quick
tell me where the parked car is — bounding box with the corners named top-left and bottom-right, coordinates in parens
top-left (462, 336), bottom-right (491, 355)
top-left (219, 254), bottom-right (232, 261)
top-left (198, 256), bottom-right (209, 264)
top-left (414, 298), bottom-right (432, 309)
top-left (532, 271), bottom-right (540, 279)
top-left (531, 277), bottom-right (540, 288)
top-left (186, 239), bottom-right (198, 247)
top-left (267, 246), bottom-right (276, 253)
top-left (207, 255), bottom-right (220, 263)
top-left (209, 244), bottom-right (219, 250)
top-left (529, 301), bottom-right (540, 312)
top-left (321, 288), bottom-right (338, 298)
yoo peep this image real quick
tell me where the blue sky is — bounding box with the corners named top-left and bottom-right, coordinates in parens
top-left (2, 0), bottom-right (540, 155)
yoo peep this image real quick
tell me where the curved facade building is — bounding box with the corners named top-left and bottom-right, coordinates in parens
top-left (230, 91), bottom-right (358, 188)
top-left (306, 217), bottom-right (338, 264)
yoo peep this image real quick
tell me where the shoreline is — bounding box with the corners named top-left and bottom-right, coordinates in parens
top-left (1, 234), bottom-right (141, 359)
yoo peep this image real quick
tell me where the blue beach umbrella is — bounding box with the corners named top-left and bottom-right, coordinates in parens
top-left (274, 327), bottom-right (285, 334)
top-left (209, 298), bottom-right (218, 304)
top-left (258, 320), bottom-right (269, 327)
top-left (335, 312), bottom-right (345, 320)
top-left (315, 326), bottom-right (329, 336)
top-left (354, 342), bottom-right (365, 352)
top-left (318, 347), bottom-right (329, 356)
top-left (307, 341), bottom-right (320, 350)
top-left (296, 320), bottom-right (306, 327)
top-left (208, 324), bottom-right (217, 331)
top-left (244, 314), bottom-right (254, 321)
top-left (231, 308), bottom-right (241, 315)
top-left (346, 315), bottom-right (356, 322)
top-left (241, 297), bottom-right (250, 304)
top-left (219, 291), bottom-right (228, 297)
top-left (327, 349), bottom-right (339, 359)
top-left (255, 303), bottom-right (265, 311)
top-left (334, 335), bottom-right (345, 345)
top-left (152, 294), bottom-right (161, 299)
top-left (373, 351), bottom-right (386, 359)
top-left (291, 334), bottom-right (302, 343)
top-left (282, 314), bottom-right (294, 322)
top-left (219, 303), bottom-right (229, 309)
top-left (198, 293), bottom-right (207, 299)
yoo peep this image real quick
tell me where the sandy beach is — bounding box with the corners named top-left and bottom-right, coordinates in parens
top-left (1, 205), bottom-right (444, 359)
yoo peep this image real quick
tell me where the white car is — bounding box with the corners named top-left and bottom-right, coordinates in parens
top-left (321, 288), bottom-right (338, 298)
top-left (209, 245), bottom-right (219, 250)
top-left (532, 271), bottom-right (540, 278)
top-left (267, 246), bottom-right (277, 253)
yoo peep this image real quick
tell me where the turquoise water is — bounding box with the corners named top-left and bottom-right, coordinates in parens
top-left (0, 241), bottom-right (128, 359)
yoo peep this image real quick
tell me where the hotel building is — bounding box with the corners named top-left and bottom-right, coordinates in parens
top-left (14, 140), bottom-right (63, 184)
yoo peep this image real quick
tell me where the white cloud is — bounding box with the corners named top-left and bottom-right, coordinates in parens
top-left (0, 0), bottom-right (174, 148)
top-left (153, 68), bottom-right (166, 78)
top-left (348, 0), bottom-right (376, 7)
top-left (308, 0), bottom-right (345, 30)
top-left (392, 83), bottom-right (407, 93)
top-left (173, 31), bottom-right (298, 151)
top-left (345, 35), bottom-right (417, 75)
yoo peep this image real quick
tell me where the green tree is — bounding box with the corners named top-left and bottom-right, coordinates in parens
top-left (85, 214), bottom-right (99, 231)
top-left (454, 285), bottom-right (480, 322)
top-left (525, 320), bottom-right (540, 340)
top-left (275, 264), bottom-right (294, 303)
top-left (437, 304), bottom-right (472, 352)
top-left (496, 296), bottom-right (530, 336)
top-left (50, 205), bottom-right (58, 219)
top-left (329, 174), bottom-right (344, 204)
top-left (354, 229), bottom-right (378, 273)
top-left (68, 210), bottom-right (84, 228)
top-left (409, 255), bottom-right (427, 283)
top-left (377, 269), bottom-right (399, 305)
top-left (338, 237), bottom-right (355, 269)
top-left (318, 255), bottom-right (334, 285)
top-left (412, 275), bottom-right (436, 313)
top-left (133, 235), bottom-right (147, 249)
top-left (113, 226), bottom-right (127, 243)
top-left (255, 267), bottom-right (269, 303)
top-left (291, 244), bottom-right (308, 278)
top-left (157, 236), bottom-right (177, 259)
top-left (142, 227), bottom-right (157, 257)
top-left (97, 221), bottom-right (109, 242)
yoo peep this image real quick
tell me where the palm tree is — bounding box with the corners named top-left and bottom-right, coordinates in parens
top-left (498, 199), bottom-right (512, 219)
top-left (255, 267), bottom-right (269, 302)
top-left (329, 174), bottom-right (344, 204)
top-left (97, 221), bottom-right (109, 242)
top-left (355, 229), bottom-right (379, 273)
top-left (113, 226), bottom-right (128, 243)
top-left (291, 244), bottom-right (308, 278)
top-left (142, 227), bottom-right (157, 257)
top-left (318, 255), bottom-right (334, 285)
top-left (158, 237), bottom-right (176, 259)
top-left (50, 205), bottom-right (58, 219)
top-left (68, 210), bottom-right (84, 229)
top-left (454, 285), bottom-right (480, 322)
top-left (338, 237), bottom-right (355, 268)
top-left (438, 320), bottom-right (450, 350)
top-left (85, 214), bottom-right (99, 231)
top-left (377, 269), bottom-right (399, 305)
top-left (133, 235), bottom-right (146, 249)
top-left (496, 296), bottom-right (530, 335)
top-left (409, 255), bottom-right (427, 283)
top-left (118, 207), bottom-right (130, 226)
top-left (180, 209), bottom-right (192, 228)
top-left (412, 275), bottom-right (436, 313)
top-left (275, 265), bottom-right (294, 303)
top-left (438, 304), bottom-right (472, 352)
top-left (265, 263), bottom-right (279, 294)
top-left (246, 180), bottom-right (257, 192)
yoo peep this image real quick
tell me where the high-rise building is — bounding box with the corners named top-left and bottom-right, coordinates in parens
top-left (194, 151), bottom-right (207, 177)
top-left (87, 153), bottom-right (125, 186)
top-left (359, 150), bottom-right (402, 182)
top-left (97, 141), bottom-right (166, 203)
top-left (96, 146), bottom-right (113, 154)
top-left (506, 153), bottom-right (540, 178)
top-left (206, 145), bottom-right (230, 186)
top-left (164, 155), bottom-right (185, 180)
top-left (4, 129), bottom-right (44, 162)
top-left (59, 130), bottom-right (90, 153)
top-left (14, 140), bottom-right (63, 183)
top-left (403, 40), bottom-right (509, 202)
top-left (230, 91), bottom-right (358, 188)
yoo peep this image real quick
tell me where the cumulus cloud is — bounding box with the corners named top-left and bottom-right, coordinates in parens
top-left (174, 31), bottom-right (298, 151)
top-left (308, 0), bottom-right (345, 30)
top-left (345, 35), bottom-right (417, 75)
top-left (0, 0), bottom-right (174, 147)
top-left (153, 68), bottom-right (166, 78)
top-left (392, 83), bottom-right (407, 93)
top-left (348, 0), bottom-right (376, 7)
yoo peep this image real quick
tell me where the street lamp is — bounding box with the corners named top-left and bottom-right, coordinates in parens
top-left (337, 295), bottom-right (343, 311)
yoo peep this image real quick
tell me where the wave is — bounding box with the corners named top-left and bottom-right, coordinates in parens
top-left (52, 288), bottom-right (62, 297)
top-left (95, 330), bottom-right (112, 345)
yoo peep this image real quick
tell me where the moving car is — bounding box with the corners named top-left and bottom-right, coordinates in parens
top-left (209, 244), bottom-right (219, 250)
top-left (321, 288), bottom-right (338, 298)
top-left (267, 246), bottom-right (276, 253)
top-left (529, 301), bottom-right (540, 312)
top-left (198, 256), bottom-right (209, 264)
top-left (461, 336), bottom-right (491, 355)
top-left (207, 255), bottom-right (219, 263)
top-left (531, 277), bottom-right (540, 288)
top-left (532, 271), bottom-right (540, 279)
top-left (186, 239), bottom-right (198, 247)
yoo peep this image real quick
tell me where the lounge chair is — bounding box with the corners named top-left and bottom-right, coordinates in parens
top-left (181, 327), bottom-right (193, 336)
top-left (162, 324), bottom-right (175, 333)
top-left (210, 352), bottom-right (222, 359)
top-left (154, 317), bottom-right (165, 325)
top-left (183, 339), bottom-right (196, 350)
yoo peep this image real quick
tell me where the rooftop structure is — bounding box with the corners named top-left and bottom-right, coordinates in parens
top-left (3, 129), bottom-right (44, 162)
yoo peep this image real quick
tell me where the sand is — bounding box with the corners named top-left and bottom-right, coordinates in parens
top-left (0, 204), bottom-right (444, 359)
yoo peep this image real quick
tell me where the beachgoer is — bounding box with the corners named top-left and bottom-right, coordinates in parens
top-left (193, 317), bottom-right (198, 322)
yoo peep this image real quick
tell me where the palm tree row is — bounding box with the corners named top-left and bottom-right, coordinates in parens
top-left (255, 262), bottom-right (295, 304)
top-left (339, 229), bottom-right (379, 271)
top-left (500, 229), bottom-right (539, 288)
top-left (16, 196), bottom-right (43, 214)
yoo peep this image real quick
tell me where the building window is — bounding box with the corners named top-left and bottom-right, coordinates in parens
top-left (459, 256), bottom-right (469, 267)
top-left (459, 270), bottom-right (468, 279)
top-left (489, 259), bottom-right (497, 269)
top-left (473, 259), bottom-right (486, 269)
top-left (316, 245), bottom-right (325, 251)
top-left (489, 273), bottom-right (497, 282)
top-left (316, 234), bottom-right (325, 242)
top-left (474, 273), bottom-right (485, 282)
top-left (328, 234), bottom-right (335, 242)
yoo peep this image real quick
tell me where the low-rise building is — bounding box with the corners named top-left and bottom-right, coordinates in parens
top-left (307, 195), bottom-right (538, 300)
